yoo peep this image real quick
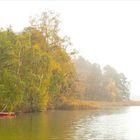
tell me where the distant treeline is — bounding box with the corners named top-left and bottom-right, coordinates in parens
top-left (0, 11), bottom-right (130, 112)
top-left (73, 56), bottom-right (130, 101)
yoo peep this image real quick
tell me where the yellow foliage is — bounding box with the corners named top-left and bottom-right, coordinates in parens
top-left (33, 44), bottom-right (40, 49)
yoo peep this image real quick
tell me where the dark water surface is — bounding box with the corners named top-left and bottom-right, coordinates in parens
top-left (0, 107), bottom-right (140, 140)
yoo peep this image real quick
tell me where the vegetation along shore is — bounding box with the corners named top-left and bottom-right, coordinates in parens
top-left (0, 11), bottom-right (134, 113)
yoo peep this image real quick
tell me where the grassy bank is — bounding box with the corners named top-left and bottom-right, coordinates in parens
top-left (51, 97), bottom-right (140, 110)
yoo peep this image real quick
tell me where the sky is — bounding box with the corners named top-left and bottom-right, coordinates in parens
top-left (0, 0), bottom-right (140, 99)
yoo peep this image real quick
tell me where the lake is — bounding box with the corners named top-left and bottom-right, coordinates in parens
top-left (0, 107), bottom-right (140, 140)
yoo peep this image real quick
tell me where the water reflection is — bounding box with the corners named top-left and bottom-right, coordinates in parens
top-left (71, 107), bottom-right (140, 140)
top-left (0, 107), bottom-right (140, 140)
top-left (125, 107), bottom-right (140, 140)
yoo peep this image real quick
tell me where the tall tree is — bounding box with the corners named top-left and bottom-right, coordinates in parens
top-left (103, 65), bottom-right (130, 101)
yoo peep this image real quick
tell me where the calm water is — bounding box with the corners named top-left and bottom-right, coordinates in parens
top-left (0, 107), bottom-right (140, 140)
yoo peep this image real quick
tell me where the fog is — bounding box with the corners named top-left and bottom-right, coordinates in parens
top-left (0, 1), bottom-right (140, 99)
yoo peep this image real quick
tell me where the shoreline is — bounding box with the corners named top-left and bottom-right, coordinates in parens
top-left (15, 100), bottom-right (140, 114)
top-left (47, 99), bottom-right (140, 110)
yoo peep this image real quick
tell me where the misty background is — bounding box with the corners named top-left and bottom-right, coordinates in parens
top-left (0, 1), bottom-right (140, 99)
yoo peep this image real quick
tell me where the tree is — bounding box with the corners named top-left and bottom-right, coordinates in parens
top-left (103, 65), bottom-right (130, 101)
top-left (0, 11), bottom-right (76, 111)
top-left (74, 57), bottom-right (130, 101)
top-left (86, 63), bottom-right (103, 100)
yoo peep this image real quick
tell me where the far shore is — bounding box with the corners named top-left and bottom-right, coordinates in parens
top-left (53, 99), bottom-right (140, 110)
